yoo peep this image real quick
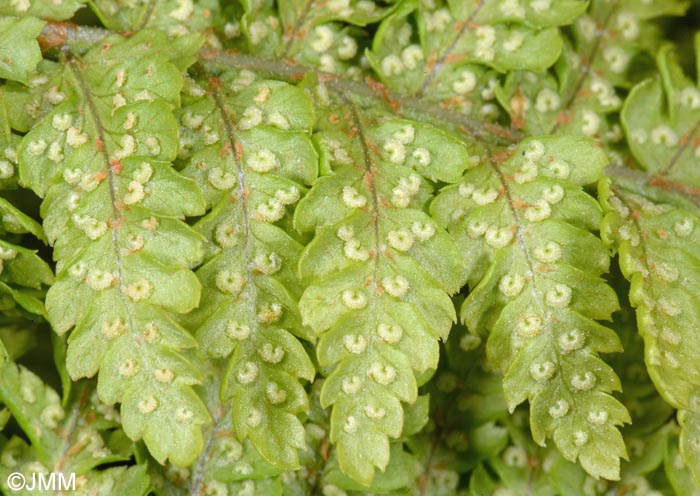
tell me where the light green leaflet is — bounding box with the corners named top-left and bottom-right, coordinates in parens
top-left (179, 73), bottom-right (317, 470)
top-left (496, 42), bottom-right (624, 139)
top-left (239, 0), bottom-right (393, 63)
top-left (433, 136), bottom-right (628, 480)
top-left (666, 427), bottom-right (700, 495)
top-left (152, 361), bottom-right (287, 495)
top-left (601, 182), bottom-right (700, 415)
top-left (0, 363), bottom-right (150, 495)
top-left (0, 216), bottom-right (52, 318)
top-left (496, 0), bottom-right (689, 138)
top-left (678, 411), bottom-right (700, 487)
top-left (600, 180), bottom-right (700, 484)
top-left (17, 30), bottom-right (211, 467)
top-left (609, 32), bottom-right (700, 485)
top-left (0, 16), bottom-right (44, 85)
top-left (0, 98), bottom-right (22, 190)
top-left (366, 0), bottom-right (581, 97)
top-left (0, 113), bottom-right (52, 318)
top-left (402, 333), bottom-right (509, 494)
top-left (0, 59), bottom-right (67, 134)
top-left (295, 86), bottom-right (468, 484)
top-left (622, 33), bottom-right (700, 185)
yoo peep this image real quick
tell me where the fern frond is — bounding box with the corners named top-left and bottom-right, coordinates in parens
top-left (366, 0), bottom-right (580, 98)
top-left (600, 179), bottom-right (700, 484)
top-left (0, 59), bottom-right (67, 133)
top-left (607, 304), bottom-right (674, 436)
top-left (17, 30), bottom-right (212, 466)
top-left (0, 103), bottom-right (22, 191)
top-left (433, 136), bottom-right (629, 480)
top-left (0, 361), bottom-right (150, 495)
top-left (497, 0), bottom-right (689, 137)
top-left (295, 89), bottom-right (469, 484)
top-left (622, 33), bottom-right (700, 183)
top-left (177, 72), bottom-right (317, 470)
top-left (238, 0), bottom-right (390, 69)
top-left (678, 411), bottom-right (700, 486)
top-left (150, 361), bottom-right (288, 496)
top-left (403, 328), bottom-right (511, 495)
top-left (497, 42), bottom-right (624, 139)
top-left (608, 36), bottom-right (700, 484)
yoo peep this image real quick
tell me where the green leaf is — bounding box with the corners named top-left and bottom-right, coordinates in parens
top-left (497, 0), bottom-right (689, 138)
top-left (17, 32), bottom-right (211, 467)
top-left (679, 410), bottom-right (700, 486)
top-left (0, 196), bottom-right (52, 317)
top-left (322, 443), bottom-right (416, 493)
top-left (239, 0), bottom-right (392, 66)
top-left (0, 363), bottom-right (132, 488)
top-left (178, 73), bottom-right (318, 470)
top-left (0, 197), bottom-right (44, 240)
top-left (0, 59), bottom-right (65, 133)
top-left (0, 16), bottom-right (45, 84)
top-left (600, 174), bottom-right (700, 486)
top-left (433, 136), bottom-right (629, 480)
top-left (622, 34), bottom-right (700, 184)
top-left (600, 180), bottom-right (700, 462)
top-left (296, 88), bottom-right (467, 484)
top-left (151, 361), bottom-right (289, 495)
top-left (496, 42), bottom-right (624, 138)
top-left (366, 0), bottom-right (569, 97)
top-left (0, 90), bottom-right (23, 190)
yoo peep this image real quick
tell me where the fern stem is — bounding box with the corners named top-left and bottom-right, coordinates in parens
top-left (54, 383), bottom-right (91, 473)
top-left (550, 0), bottom-right (620, 134)
top-left (606, 166), bottom-right (700, 211)
top-left (344, 96), bottom-right (381, 313)
top-left (416, 1), bottom-right (485, 97)
top-left (65, 54), bottom-right (125, 281)
top-left (36, 23), bottom-right (519, 146)
top-left (209, 82), bottom-right (259, 328)
top-left (136, 0), bottom-right (158, 32)
top-left (660, 120), bottom-right (700, 177)
top-left (189, 403), bottom-right (228, 496)
top-left (281, 0), bottom-right (315, 59)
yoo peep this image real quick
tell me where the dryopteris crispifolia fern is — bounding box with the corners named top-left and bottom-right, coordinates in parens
top-left (598, 32), bottom-right (700, 484)
top-left (18, 30), bottom-right (211, 467)
top-left (239, 0), bottom-right (391, 63)
top-left (496, 0), bottom-right (689, 138)
top-left (2, 0), bottom-right (700, 493)
top-left (366, 0), bottom-right (586, 99)
top-left (154, 360), bottom-right (289, 495)
top-left (294, 82), bottom-right (468, 483)
top-left (432, 136), bottom-right (629, 479)
top-left (178, 71), bottom-right (317, 470)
